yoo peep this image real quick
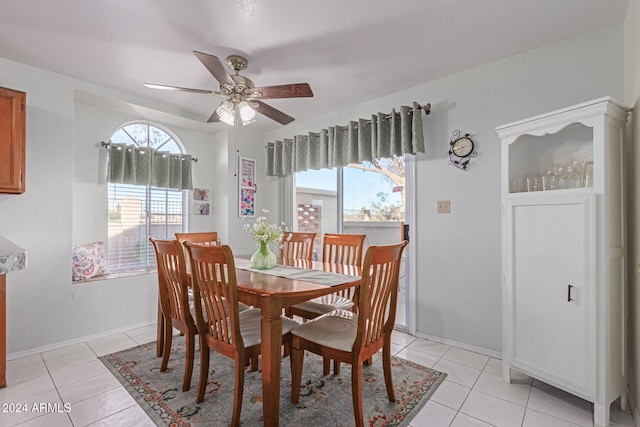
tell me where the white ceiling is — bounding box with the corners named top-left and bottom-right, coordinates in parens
top-left (0, 0), bottom-right (629, 131)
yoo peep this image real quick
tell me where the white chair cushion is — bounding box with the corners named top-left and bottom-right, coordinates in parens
top-left (292, 294), bottom-right (354, 316)
top-left (238, 308), bottom-right (300, 348)
top-left (291, 309), bottom-right (357, 352)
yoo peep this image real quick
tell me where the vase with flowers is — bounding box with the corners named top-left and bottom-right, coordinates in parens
top-left (243, 210), bottom-right (287, 270)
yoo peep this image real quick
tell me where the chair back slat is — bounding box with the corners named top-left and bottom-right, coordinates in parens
top-left (281, 232), bottom-right (316, 261)
top-left (322, 233), bottom-right (366, 267)
top-left (175, 232), bottom-right (219, 273)
top-left (185, 243), bottom-right (242, 352)
top-left (149, 239), bottom-right (191, 324)
top-left (322, 233), bottom-right (366, 302)
top-left (355, 241), bottom-right (407, 351)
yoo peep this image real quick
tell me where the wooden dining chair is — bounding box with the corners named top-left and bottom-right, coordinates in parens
top-left (185, 243), bottom-right (299, 426)
top-left (175, 231), bottom-right (219, 246)
top-left (286, 233), bottom-right (366, 372)
top-left (290, 241), bottom-right (408, 427)
top-left (149, 238), bottom-right (197, 392)
top-left (175, 231), bottom-right (218, 272)
top-left (289, 233), bottom-right (366, 317)
top-left (176, 232), bottom-right (251, 315)
top-left (280, 231), bottom-right (316, 261)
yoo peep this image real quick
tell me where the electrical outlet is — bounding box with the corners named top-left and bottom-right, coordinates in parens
top-left (437, 200), bottom-right (451, 214)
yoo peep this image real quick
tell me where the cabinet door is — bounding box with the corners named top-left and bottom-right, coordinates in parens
top-left (507, 193), bottom-right (594, 391)
top-left (0, 87), bottom-right (26, 194)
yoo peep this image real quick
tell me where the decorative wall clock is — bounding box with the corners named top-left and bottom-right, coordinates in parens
top-left (448, 130), bottom-right (478, 171)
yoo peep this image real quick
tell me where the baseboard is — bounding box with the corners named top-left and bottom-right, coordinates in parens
top-left (7, 319), bottom-right (156, 361)
top-left (413, 331), bottom-right (503, 359)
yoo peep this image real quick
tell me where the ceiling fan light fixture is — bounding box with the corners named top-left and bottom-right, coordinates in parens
top-left (146, 51), bottom-right (312, 125)
top-left (238, 101), bottom-right (256, 126)
top-left (216, 100), bottom-right (235, 126)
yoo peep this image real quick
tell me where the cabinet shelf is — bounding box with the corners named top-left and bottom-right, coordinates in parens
top-left (506, 187), bottom-right (594, 199)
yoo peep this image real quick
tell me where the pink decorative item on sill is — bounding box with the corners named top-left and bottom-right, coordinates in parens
top-left (72, 241), bottom-right (108, 280)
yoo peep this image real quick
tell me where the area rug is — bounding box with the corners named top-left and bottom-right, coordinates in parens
top-left (100, 335), bottom-right (446, 426)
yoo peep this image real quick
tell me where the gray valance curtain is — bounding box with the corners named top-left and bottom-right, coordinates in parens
top-left (106, 143), bottom-right (193, 190)
top-left (266, 102), bottom-right (425, 176)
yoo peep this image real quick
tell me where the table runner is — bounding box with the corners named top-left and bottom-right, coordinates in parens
top-left (233, 257), bottom-right (359, 287)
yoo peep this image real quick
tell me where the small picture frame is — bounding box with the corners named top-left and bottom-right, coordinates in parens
top-left (194, 188), bottom-right (209, 201)
top-left (239, 188), bottom-right (255, 217)
top-left (238, 157), bottom-right (256, 218)
top-left (194, 203), bottom-right (210, 215)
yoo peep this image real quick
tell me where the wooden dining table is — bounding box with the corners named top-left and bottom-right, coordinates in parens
top-left (233, 257), bottom-right (361, 427)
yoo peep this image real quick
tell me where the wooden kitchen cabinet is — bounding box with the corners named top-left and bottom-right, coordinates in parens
top-left (0, 87), bottom-right (26, 194)
top-left (497, 98), bottom-right (630, 427)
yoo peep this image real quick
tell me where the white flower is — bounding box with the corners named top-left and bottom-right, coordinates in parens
top-left (243, 214), bottom-right (287, 246)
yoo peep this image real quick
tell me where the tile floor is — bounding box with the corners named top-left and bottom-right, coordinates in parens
top-left (1, 325), bottom-right (636, 427)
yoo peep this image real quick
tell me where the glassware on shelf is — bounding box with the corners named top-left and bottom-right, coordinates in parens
top-left (570, 159), bottom-right (587, 188)
top-left (509, 178), bottom-right (521, 193)
top-left (584, 161), bottom-right (594, 187)
top-left (565, 163), bottom-right (578, 189)
top-left (553, 163), bottom-right (567, 189)
top-left (545, 169), bottom-right (558, 190)
top-left (526, 173), bottom-right (542, 192)
top-left (509, 158), bottom-right (593, 193)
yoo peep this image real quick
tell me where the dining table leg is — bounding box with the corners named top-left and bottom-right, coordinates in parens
top-left (260, 296), bottom-right (283, 427)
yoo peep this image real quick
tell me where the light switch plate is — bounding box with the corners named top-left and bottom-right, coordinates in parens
top-left (437, 200), bottom-right (451, 214)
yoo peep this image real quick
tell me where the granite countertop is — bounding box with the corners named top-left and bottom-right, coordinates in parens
top-left (0, 236), bottom-right (27, 274)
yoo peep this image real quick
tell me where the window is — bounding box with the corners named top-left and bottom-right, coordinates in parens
top-left (294, 158), bottom-right (405, 240)
top-left (107, 123), bottom-right (188, 272)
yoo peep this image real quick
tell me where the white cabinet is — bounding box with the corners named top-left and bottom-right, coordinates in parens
top-left (496, 97), bottom-right (630, 427)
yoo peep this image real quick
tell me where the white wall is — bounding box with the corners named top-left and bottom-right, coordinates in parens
top-left (224, 126), bottom-right (281, 255)
top-left (266, 27), bottom-right (624, 353)
top-left (624, 0), bottom-right (640, 409)
top-left (0, 57), bottom-right (227, 354)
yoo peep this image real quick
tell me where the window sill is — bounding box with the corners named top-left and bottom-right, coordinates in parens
top-left (72, 268), bottom-right (157, 284)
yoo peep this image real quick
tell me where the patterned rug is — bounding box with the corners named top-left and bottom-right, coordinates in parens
top-left (100, 335), bottom-right (446, 426)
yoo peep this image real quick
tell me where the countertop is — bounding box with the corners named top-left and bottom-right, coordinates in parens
top-left (0, 236), bottom-right (26, 274)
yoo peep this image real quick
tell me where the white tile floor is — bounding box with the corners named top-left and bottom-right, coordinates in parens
top-left (0, 325), bottom-right (635, 427)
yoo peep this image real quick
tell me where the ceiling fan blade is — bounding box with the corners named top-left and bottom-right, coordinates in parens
top-left (207, 110), bottom-right (221, 123)
top-left (144, 83), bottom-right (220, 95)
top-left (252, 100), bottom-right (295, 125)
top-left (193, 51), bottom-right (235, 87)
top-left (250, 83), bottom-right (313, 99)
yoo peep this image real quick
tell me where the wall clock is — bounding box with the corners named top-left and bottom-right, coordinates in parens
top-left (448, 130), bottom-right (478, 171)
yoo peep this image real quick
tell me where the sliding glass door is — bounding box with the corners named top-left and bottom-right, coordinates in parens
top-left (294, 157), bottom-right (411, 330)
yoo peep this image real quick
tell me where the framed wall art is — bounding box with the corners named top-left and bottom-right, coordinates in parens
top-left (238, 157), bottom-right (256, 217)
top-left (194, 203), bottom-right (210, 215)
top-left (194, 188), bottom-right (209, 201)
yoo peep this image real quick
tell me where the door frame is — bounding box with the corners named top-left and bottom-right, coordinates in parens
top-left (404, 153), bottom-right (417, 335)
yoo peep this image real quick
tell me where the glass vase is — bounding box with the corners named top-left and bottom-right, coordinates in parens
top-left (250, 241), bottom-right (277, 270)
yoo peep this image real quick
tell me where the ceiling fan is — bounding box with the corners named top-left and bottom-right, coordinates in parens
top-left (144, 51), bottom-right (313, 126)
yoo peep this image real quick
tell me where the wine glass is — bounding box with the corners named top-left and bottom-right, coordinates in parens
top-left (571, 159), bottom-right (586, 187)
top-left (554, 163), bottom-right (567, 189)
top-left (545, 168), bottom-right (558, 190)
top-left (584, 161), bottom-right (594, 187)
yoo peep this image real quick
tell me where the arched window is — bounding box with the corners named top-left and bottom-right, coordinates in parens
top-left (107, 123), bottom-right (188, 272)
